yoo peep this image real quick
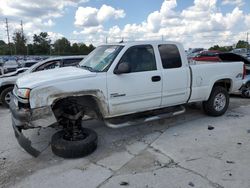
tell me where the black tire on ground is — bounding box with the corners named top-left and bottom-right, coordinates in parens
top-left (241, 82), bottom-right (250, 98)
top-left (51, 128), bottom-right (98, 158)
top-left (1, 87), bottom-right (14, 108)
top-left (203, 86), bottom-right (229, 116)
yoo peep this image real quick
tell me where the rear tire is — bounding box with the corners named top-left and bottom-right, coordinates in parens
top-left (203, 86), bottom-right (229, 116)
top-left (1, 87), bottom-right (14, 108)
top-left (51, 128), bottom-right (97, 158)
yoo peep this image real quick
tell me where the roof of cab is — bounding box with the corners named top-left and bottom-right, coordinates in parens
top-left (100, 41), bottom-right (182, 47)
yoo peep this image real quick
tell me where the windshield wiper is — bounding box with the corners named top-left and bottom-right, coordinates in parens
top-left (81, 65), bottom-right (99, 72)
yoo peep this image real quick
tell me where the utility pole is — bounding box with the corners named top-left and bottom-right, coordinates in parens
top-left (20, 20), bottom-right (24, 36)
top-left (247, 32), bottom-right (249, 50)
top-left (5, 18), bottom-right (12, 55)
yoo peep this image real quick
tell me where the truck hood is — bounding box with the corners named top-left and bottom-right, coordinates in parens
top-left (16, 67), bottom-right (97, 88)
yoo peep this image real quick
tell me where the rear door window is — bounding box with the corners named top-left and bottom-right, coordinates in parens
top-left (158, 44), bottom-right (182, 69)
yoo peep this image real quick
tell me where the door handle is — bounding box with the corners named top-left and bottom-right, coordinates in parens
top-left (151, 76), bottom-right (161, 82)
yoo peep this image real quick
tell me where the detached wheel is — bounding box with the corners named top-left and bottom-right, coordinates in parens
top-left (51, 128), bottom-right (97, 158)
top-left (241, 82), bottom-right (250, 98)
top-left (203, 86), bottom-right (229, 116)
top-left (1, 87), bottom-right (14, 108)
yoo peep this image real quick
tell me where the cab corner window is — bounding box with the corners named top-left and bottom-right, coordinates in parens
top-left (119, 45), bottom-right (157, 73)
top-left (158, 44), bottom-right (182, 69)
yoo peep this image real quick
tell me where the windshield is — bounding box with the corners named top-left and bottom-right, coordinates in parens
top-left (79, 45), bottom-right (123, 72)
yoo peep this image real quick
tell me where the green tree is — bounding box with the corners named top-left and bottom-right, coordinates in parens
top-left (0, 40), bottom-right (7, 55)
top-left (12, 30), bottom-right (27, 55)
top-left (78, 43), bottom-right (95, 55)
top-left (88, 44), bottom-right (95, 53)
top-left (71, 43), bottom-right (80, 55)
top-left (27, 44), bottom-right (34, 55)
top-left (33, 32), bottom-right (51, 55)
top-left (236, 40), bottom-right (249, 49)
top-left (53, 37), bottom-right (71, 55)
top-left (209, 45), bottom-right (233, 52)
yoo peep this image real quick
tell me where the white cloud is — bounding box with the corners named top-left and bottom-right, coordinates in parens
top-left (47, 32), bottom-right (64, 42)
top-left (74, 4), bottom-right (125, 27)
top-left (74, 7), bottom-right (99, 27)
top-left (0, 0), bottom-right (85, 19)
top-left (101, 0), bottom-right (250, 48)
top-left (0, 0), bottom-right (87, 43)
top-left (43, 19), bottom-right (55, 27)
top-left (221, 0), bottom-right (244, 6)
top-left (97, 4), bottom-right (125, 22)
top-left (245, 14), bottom-right (250, 28)
top-left (73, 25), bottom-right (104, 35)
top-left (1, 0), bottom-right (249, 49)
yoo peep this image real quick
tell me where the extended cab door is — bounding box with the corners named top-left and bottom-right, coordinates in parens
top-left (157, 44), bottom-right (190, 107)
top-left (107, 45), bottom-right (162, 116)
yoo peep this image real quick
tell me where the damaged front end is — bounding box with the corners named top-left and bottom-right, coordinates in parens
top-left (9, 93), bottom-right (57, 157)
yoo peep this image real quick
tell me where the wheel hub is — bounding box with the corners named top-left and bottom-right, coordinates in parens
top-left (5, 92), bottom-right (11, 104)
top-left (213, 93), bottom-right (226, 112)
top-left (60, 103), bottom-right (87, 141)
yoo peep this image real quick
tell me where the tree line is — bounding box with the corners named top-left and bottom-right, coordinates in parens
top-left (209, 40), bottom-right (249, 52)
top-left (0, 31), bottom-right (95, 56)
top-left (0, 29), bottom-right (249, 56)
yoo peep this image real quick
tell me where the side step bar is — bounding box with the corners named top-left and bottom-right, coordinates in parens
top-left (104, 105), bottom-right (186, 128)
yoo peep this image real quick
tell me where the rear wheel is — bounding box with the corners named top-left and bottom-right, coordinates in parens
top-left (203, 86), bottom-right (229, 116)
top-left (1, 87), bottom-right (14, 107)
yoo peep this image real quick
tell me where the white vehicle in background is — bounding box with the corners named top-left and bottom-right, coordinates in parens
top-left (0, 56), bottom-right (85, 107)
top-left (3, 60), bottom-right (20, 74)
top-left (10, 41), bottom-right (244, 158)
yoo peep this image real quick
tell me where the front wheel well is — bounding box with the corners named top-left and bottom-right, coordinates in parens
top-left (52, 95), bottom-right (104, 121)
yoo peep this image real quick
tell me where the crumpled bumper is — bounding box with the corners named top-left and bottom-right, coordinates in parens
top-left (9, 96), bottom-right (57, 157)
top-left (9, 99), bottom-right (41, 157)
top-left (11, 118), bottom-right (41, 157)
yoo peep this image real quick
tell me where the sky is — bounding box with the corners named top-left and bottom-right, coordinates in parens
top-left (0, 0), bottom-right (249, 49)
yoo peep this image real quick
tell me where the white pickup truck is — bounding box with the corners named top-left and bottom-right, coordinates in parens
top-left (10, 41), bottom-right (244, 158)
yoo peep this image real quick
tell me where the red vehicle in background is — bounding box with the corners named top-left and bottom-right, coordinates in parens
top-left (192, 50), bottom-right (221, 62)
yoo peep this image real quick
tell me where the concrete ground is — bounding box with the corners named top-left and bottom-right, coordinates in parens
top-left (1, 96), bottom-right (250, 188)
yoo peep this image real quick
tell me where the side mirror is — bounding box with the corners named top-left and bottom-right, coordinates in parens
top-left (114, 62), bottom-right (131, 74)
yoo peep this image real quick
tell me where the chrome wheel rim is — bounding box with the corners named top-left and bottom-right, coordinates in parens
top-left (214, 93), bottom-right (226, 112)
top-left (5, 92), bottom-right (11, 104)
